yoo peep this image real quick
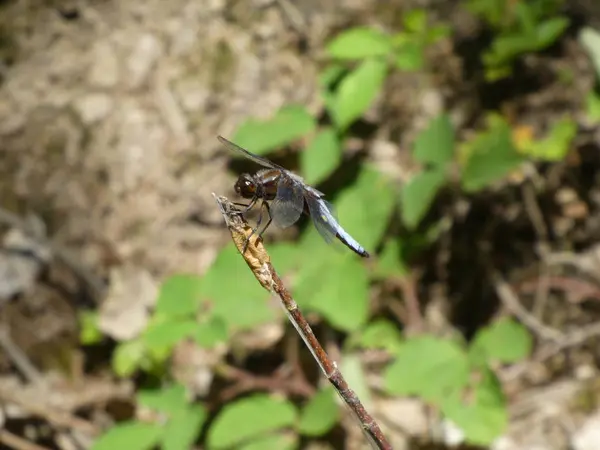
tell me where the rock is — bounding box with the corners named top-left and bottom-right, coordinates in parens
top-left (88, 41), bottom-right (120, 88)
top-left (73, 93), bottom-right (114, 124)
top-left (98, 266), bottom-right (158, 341)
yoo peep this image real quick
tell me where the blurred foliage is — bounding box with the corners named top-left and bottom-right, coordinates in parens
top-left (83, 2), bottom-right (594, 447)
top-left (580, 27), bottom-right (600, 124)
top-left (231, 105), bottom-right (316, 155)
top-left (383, 318), bottom-right (532, 445)
top-left (92, 384), bottom-right (207, 450)
top-left (466, 0), bottom-right (570, 80)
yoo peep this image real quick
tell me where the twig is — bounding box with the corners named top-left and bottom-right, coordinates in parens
top-left (0, 326), bottom-right (43, 384)
top-left (534, 321), bottom-right (600, 363)
top-left (0, 429), bottom-right (51, 450)
top-left (502, 321), bottom-right (600, 382)
top-left (521, 181), bottom-right (549, 253)
top-left (0, 388), bottom-right (99, 437)
top-left (491, 271), bottom-right (563, 342)
top-left (520, 180), bottom-right (554, 321)
top-left (213, 194), bottom-right (393, 450)
top-left (399, 273), bottom-right (423, 334)
top-left (514, 274), bottom-right (600, 305)
top-left (274, 0), bottom-right (307, 34)
top-left (218, 363), bottom-right (314, 402)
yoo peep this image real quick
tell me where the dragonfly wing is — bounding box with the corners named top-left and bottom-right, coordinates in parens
top-left (305, 196), bottom-right (338, 244)
top-left (270, 179), bottom-right (304, 228)
top-left (217, 136), bottom-right (285, 170)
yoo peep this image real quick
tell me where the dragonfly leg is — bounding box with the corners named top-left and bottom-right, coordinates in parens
top-left (257, 201), bottom-right (272, 241)
top-left (241, 196), bottom-right (258, 214)
top-left (242, 200), bottom-right (265, 254)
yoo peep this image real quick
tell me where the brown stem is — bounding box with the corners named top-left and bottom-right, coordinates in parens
top-left (214, 194), bottom-right (393, 450)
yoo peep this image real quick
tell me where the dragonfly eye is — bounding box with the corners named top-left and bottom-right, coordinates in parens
top-left (235, 175), bottom-right (255, 198)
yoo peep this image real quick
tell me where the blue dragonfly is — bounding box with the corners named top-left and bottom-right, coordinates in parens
top-left (218, 136), bottom-right (369, 257)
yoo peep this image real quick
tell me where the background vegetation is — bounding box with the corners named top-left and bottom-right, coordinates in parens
top-left (1, 0), bottom-right (600, 449)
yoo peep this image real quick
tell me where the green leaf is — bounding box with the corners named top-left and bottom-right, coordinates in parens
top-left (426, 25), bottom-right (451, 44)
top-left (79, 310), bottom-right (103, 345)
top-left (514, 2), bottom-right (536, 33)
top-left (326, 27), bottom-right (393, 60)
top-left (375, 237), bottom-right (409, 279)
top-left (461, 116), bottom-right (525, 192)
top-left (237, 433), bottom-right (298, 450)
top-left (403, 9), bottom-right (427, 33)
top-left (137, 384), bottom-right (188, 416)
top-left (319, 64), bottom-right (346, 89)
top-left (413, 114), bottom-right (455, 165)
top-left (232, 105), bottom-right (316, 155)
top-left (330, 58), bottom-right (388, 131)
top-left (200, 244), bottom-right (274, 330)
top-left (586, 91), bottom-right (600, 122)
top-left (321, 89), bottom-right (337, 124)
top-left (112, 339), bottom-right (146, 377)
top-left (353, 319), bottom-right (403, 352)
top-left (91, 421), bottom-right (163, 450)
top-left (441, 368), bottom-right (507, 445)
top-left (162, 405), bottom-right (207, 450)
top-left (291, 168), bottom-right (394, 331)
top-left (394, 41), bottom-right (425, 71)
top-left (580, 27), bottom-right (600, 80)
top-left (194, 315), bottom-right (229, 348)
top-left (534, 17), bottom-right (569, 48)
top-left (206, 394), bottom-right (297, 449)
top-left (465, 0), bottom-right (506, 28)
top-left (155, 274), bottom-right (203, 318)
top-left (401, 168), bottom-right (446, 229)
top-left (523, 117), bottom-right (576, 161)
top-left (142, 319), bottom-right (197, 361)
top-left (267, 242), bottom-right (302, 273)
top-left (484, 63), bottom-right (512, 82)
top-left (383, 336), bottom-right (470, 404)
top-left (299, 387), bottom-right (340, 437)
top-left (485, 33), bottom-right (532, 66)
top-left (469, 318), bottom-right (532, 366)
top-left (300, 127), bottom-right (342, 185)
top-left (335, 167), bottom-right (396, 251)
top-left (294, 251), bottom-right (369, 332)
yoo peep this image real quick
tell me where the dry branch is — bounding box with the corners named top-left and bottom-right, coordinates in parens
top-left (213, 194), bottom-right (393, 450)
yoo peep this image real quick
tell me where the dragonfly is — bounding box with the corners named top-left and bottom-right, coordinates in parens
top-left (218, 136), bottom-right (369, 258)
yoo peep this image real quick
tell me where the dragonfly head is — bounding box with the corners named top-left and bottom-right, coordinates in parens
top-left (234, 173), bottom-right (257, 199)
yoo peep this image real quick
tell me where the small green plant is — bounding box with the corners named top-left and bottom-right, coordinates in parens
top-left (514, 117), bottom-right (576, 161)
top-left (324, 10), bottom-right (449, 131)
top-left (219, 16), bottom-right (450, 332)
top-left (94, 262), bottom-right (279, 379)
top-left (401, 111), bottom-right (576, 229)
top-left (400, 113), bottom-right (525, 228)
top-left (401, 114), bottom-right (456, 229)
top-left (207, 389), bottom-right (339, 449)
top-left (379, 317), bottom-right (532, 445)
top-left (91, 384), bottom-right (207, 450)
top-left (466, 0), bottom-right (570, 80)
top-left (92, 383), bottom-right (340, 450)
top-left (228, 9), bottom-right (448, 189)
